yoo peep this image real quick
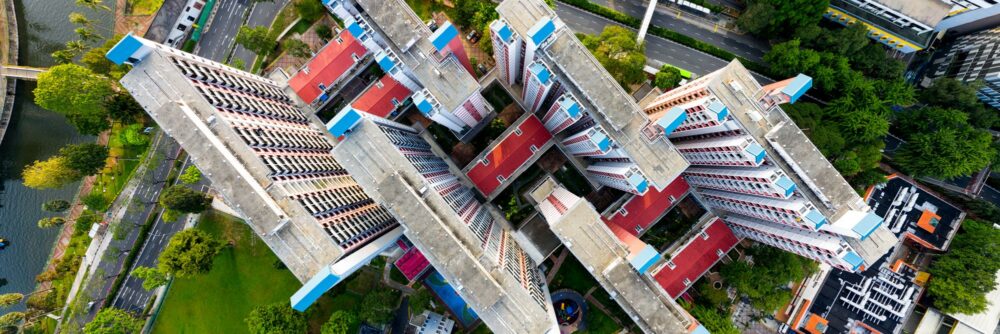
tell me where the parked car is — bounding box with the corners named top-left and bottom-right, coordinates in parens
top-left (426, 20), bottom-right (438, 32)
top-left (466, 30), bottom-right (479, 43)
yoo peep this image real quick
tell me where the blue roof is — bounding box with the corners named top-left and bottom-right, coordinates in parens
top-left (375, 52), bottom-right (395, 72)
top-left (775, 176), bottom-right (796, 197)
top-left (327, 108), bottom-right (363, 137)
top-left (346, 20), bottom-right (364, 39)
top-left (560, 97), bottom-right (581, 118)
top-left (105, 33), bottom-right (145, 65)
top-left (707, 100), bottom-right (728, 121)
top-left (782, 74), bottom-right (813, 104)
top-left (628, 244), bottom-right (662, 274)
top-left (657, 107), bottom-right (687, 135)
top-left (851, 211), bottom-right (883, 241)
top-left (804, 209), bottom-right (827, 229)
top-left (492, 21), bottom-right (513, 42)
top-left (290, 266), bottom-right (342, 311)
top-left (413, 93), bottom-right (434, 114)
top-left (628, 172), bottom-right (648, 193)
top-left (745, 142), bottom-right (766, 164)
top-left (430, 21), bottom-right (459, 52)
top-left (529, 62), bottom-right (551, 84)
top-left (841, 251), bottom-right (864, 271)
top-left (691, 325), bottom-right (711, 334)
top-left (635, 179), bottom-right (649, 194)
top-left (527, 18), bottom-right (555, 45)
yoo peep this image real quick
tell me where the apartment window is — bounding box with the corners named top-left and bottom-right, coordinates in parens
top-left (352, 53), bottom-right (360, 62)
top-left (391, 98), bottom-right (400, 106)
top-left (514, 128), bottom-right (523, 135)
top-left (482, 157), bottom-right (490, 166)
top-left (187, 15), bottom-right (196, 21)
top-left (177, 24), bottom-right (187, 31)
top-left (375, 80), bottom-right (384, 88)
top-left (336, 36), bottom-right (344, 44)
top-left (497, 175), bottom-right (507, 183)
top-left (529, 145), bottom-right (538, 153)
top-left (666, 260), bottom-right (676, 269)
top-left (716, 249), bottom-right (724, 257)
top-left (668, 195), bottom-right (677, 202)
top-left (700, 231), bottom-right (709, 240)
top-left (634, 225), bottom-right (644, 234)
top-left (618, 207), bottom-right (628, 216)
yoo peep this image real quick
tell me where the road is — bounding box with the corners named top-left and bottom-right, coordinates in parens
top-left (197, 0), bottom-right (252, 62)
top-left (587, 0), bottom-right (768, 62)
top-left (111, 160), bottom-right (210, 314)
top-left (231, 0), bottom-right (291, 68)
top-left (68, 134), bottom-right (181, 327)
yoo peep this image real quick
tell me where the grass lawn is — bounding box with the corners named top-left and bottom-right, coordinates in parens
top-left (88, 123), bottom-right (152, 211)
top-left (128, 0), bottom-right (164, 15)
top-left (550, 254), bottom-right (595, 293)
top-left (151, 210), bottom-right (305, 333)
top-left (404, 0), bottom-right (453, 21)
top-left (582, 302), bottom-right (620, 334)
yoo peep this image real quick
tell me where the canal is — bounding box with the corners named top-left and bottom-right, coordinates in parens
top-left (0, 0), bottom-right (111, 311)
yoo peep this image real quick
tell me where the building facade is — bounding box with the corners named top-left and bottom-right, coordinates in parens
top-left (928, 27), bottom-right (1000, 109)
top-left (824, 0), bottom-right (950, 53)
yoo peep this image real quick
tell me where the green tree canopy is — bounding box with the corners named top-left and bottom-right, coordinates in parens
top-left (895, 126), bottom-right (996, 179)
top-left (131, 266), bottom-right (169, 291)
top-left (158, 229), bottom-right (223, 277)
top-left (0, 294), bottom-right (23, 309)
top-left (654, 65), bottom-right (683, 91)
top-left (179, 165), bottom-right (202, 185)
top-left (22, 156), bottom-right (81, 189)
top-left (926, 220), bottom-right (1000, 314)
top-left (43, 199), bottom-right (72, 212)
top-left (236, 26), bottom-right (276, 56)
top-left (35, 64), bottom-right (115, 135)
top-left (38, 217), bottom-right (67, 229)
top-left (60, 143), bottom-right (109, 176)
top-left (83, 308), bottom-right (143, 334)
top-left (316, 25), bottom-right (333, 42)
top-left (321, 311), bottom-right (357, 334)
top-left (358, 289), bottom-right (397, 324)
top-left (738, 0), bottom-right (828, 37)
top-left (106, 92), bottom-right (145, 124)
top-left (689, 305), bottom-right (739, 334)
top-left (159, 185), bottom-right (212, 213)
top-left (245, 303), bottom-right (308, 334)
top-left (720, 245), bottom-right (816, 312)
top-left (293, 0), bottom-right (325, 22)
top-left (282, 39), bottom-right (312, 59)
top-left (409, 288), bottom-right (433, 315)
top-left (0, 312), bottom-right (24, 327)
top-left (580, 26), bottom-right (647, 88)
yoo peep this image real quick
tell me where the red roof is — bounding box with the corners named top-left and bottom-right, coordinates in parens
top-left (467, 115), bottom-right (552, 195)
top-left (288, 30), bottom-right (368, 104)
top-left (394, 246), bottom-right (430, 281)
top-left (605, 177), bottom-right (690, 236)
top-left (652, 219), bottom-right (739, 298)
top-left (353, 75), bottom-right (411, 118)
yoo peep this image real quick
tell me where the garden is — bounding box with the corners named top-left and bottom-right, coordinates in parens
top-left (640, 196), bottom-right (705, 251)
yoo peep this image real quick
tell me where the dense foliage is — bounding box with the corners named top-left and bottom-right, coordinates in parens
top-left (159, 185), bottom-right (212, 213)
top-left (34, 64), bottom-right (116, 135)
top-left (926, 220), bottom-right (1000, 314)
top-left (83, 308), bottom-right (143, 334)
top-left (158, 229), bottom-right (223, 277)
top-left (245, 303), bottom-right (308, 334)
top-left (60, 143), bottom-right (110, 176)
top-left (720, 245), bottom-right (817, 313)
top-left (580, 26), bottom-right (646, 88)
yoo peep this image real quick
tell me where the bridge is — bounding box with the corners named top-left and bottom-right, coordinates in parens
top-left (0, 64), bottom-right (46, 80)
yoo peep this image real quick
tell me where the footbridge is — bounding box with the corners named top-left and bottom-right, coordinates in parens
top-left (0, 64), bottom-right (46, 80)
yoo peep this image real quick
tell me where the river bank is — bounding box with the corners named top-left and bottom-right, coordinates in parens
top-left (0, 0), bottom-right (20, 147)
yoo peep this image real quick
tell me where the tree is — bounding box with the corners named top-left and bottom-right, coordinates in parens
top-left (131, 266), bottom-right (168, 291)
top-left (236, 26), bottom-right (276, 56)
top-left (34, 64), bottom-right (115, 135)
top-left (158, 229), bottom-right (222, 277)
top-left (739, 0), bottom-right (828, 37)
top-left (358, 290), bottom-right (396, 324)
top-left (120, 123), bottom-right (150, 146)
top-left (43, 199), bottom-right (72, 212)
top-left (806, 22), bottom-right (868, 57)
top-left (81, 36), bottom-right (128, 79)
top-left (315, 25), bottom-right (333, 42)
top-left (245, 303), bottom-right (307, 334)
top-left (0, 312), bottom-right (24, 327)
top-left (69, 12), bottom-right (92, 26)
top-left (720, 245), bottom-right (816, 312)
top-left (282, 39), bottom-right (311, 59)
top-left (179, 165), bottom-right (202, 184)
top-left (25, 291), bottom-right (57, 312)
top-left (159, 185), bottom-right (212, 213)
top-left (654, 65), bottom-right (683, 91)
top-left (321, 311), bottom-right (357, 334)
top-left (688, 305), bottom-right (739, 334)
top-left (0, 294), bottom-right (23, 309)
top-left (763, 40), bottom-right (821, 78)
top-left (38, 217), bottom-right (67, 229)
top-left (926, 220), bottom-right (1000, 314)
top-left (75, 0), bottom-right (111, 11)
top-left (580, 26), bottom-right (646, 88)
top-left (84, 308), bottom-right (142, 334)
top-left (409, 288), bottom-right (433, 315)
top-left (106, 92), bottom-right (145, 124)
top-left (22, 157), bottom-right (81, 189)
top-left (293, 0), bottom-right (325, 22)
top-left (895, 127), bottom-right (996, 179)
top-left (920, 78), bottom-right (983, 112)
top-left (60, 143), bottom-right (109, 176)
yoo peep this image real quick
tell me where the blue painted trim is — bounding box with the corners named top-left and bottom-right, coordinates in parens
top-left (527, 18), bottom-right (555, 45)
top-left (851, 211), bottom-right (883, 241)
top-left (327, 108), bottom-right (363, 137)
top-left (346, 21), bottom-right (364, 39)
top-left (782, 74), bottom-right (813, 104)
top-left (376, 52), bottom-right (395, 72)
top-left (290, 266), bottom-right (341, 311)
top-left (657, 107), bottom-right (687, 135)
top-left (430, 21), bottom-right (459, 51)
top-left (841, 251), bottom-right (864, 271)
top-left (629, 244), bottom-right (662, 274)
top-left (106, 34), bottom-right (145, 65)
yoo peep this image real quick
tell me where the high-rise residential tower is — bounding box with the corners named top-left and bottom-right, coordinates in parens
top-left (106, 34), bottom-right (403, 310)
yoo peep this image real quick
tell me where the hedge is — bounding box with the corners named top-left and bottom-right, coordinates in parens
top-left (559, 0), bottom-right (776, 78)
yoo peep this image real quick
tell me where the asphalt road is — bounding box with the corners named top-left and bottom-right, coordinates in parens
top-left (232, 0), bottom-right (291, 68)
top-left (587, 0), bottom-right (768, 61)
top-left (111, 160), bottom-right (210, 314)
top-left (197, 0), bottom-right (252, 62)
top-left (70, 135), bottom-right (181, 327)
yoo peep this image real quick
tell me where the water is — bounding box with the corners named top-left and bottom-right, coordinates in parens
top-left (0, 0), bottom-right (111, 311)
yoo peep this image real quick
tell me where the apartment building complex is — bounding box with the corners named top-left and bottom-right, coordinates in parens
top-left (105, 34), bottom-right (403, 310)
top-left (928, 27), bottom-right (1000, 109)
